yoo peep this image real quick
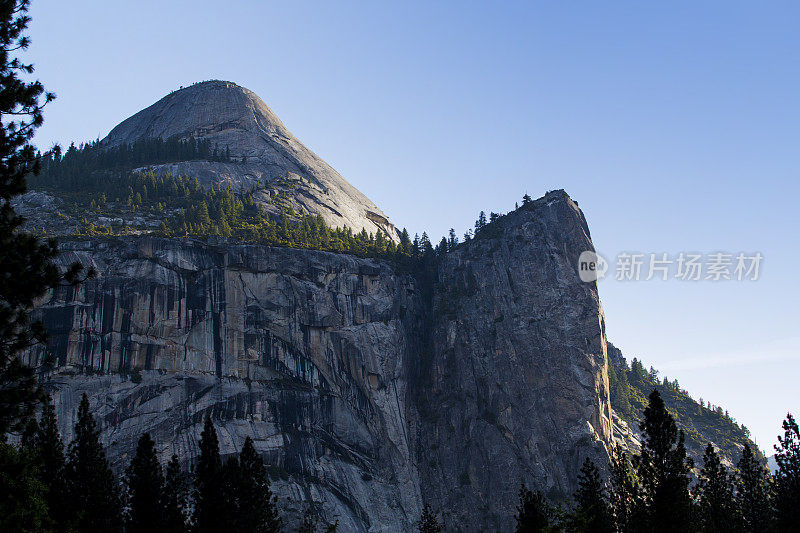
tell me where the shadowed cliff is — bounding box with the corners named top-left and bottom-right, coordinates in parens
top-left (415, 190), bottom-right (612, 530)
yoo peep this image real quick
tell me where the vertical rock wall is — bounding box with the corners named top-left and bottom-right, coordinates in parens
top-left (416, 190), bottom-right (612, 531)
top-left (27, 190), bottom-right (613, 531)
top-left (29, 239), bottom-right (424, 532)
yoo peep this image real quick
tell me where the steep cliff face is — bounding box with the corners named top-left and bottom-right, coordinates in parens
top-left (27, 191), bottom-right (613, 531)
top-left (28, 238), bottom-right (424, 531)
top-left (102, 80), bottom-right (397, 239)
top-left (416, 190), bottom-right (612, 531)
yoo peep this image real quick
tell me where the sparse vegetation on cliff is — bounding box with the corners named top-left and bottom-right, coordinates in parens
top-left (26, 139), bottom-right (535, 265)
top-left (32, 135), bottom-right (233, 190)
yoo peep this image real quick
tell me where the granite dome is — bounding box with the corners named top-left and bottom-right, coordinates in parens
top-left (103, 80), bottom-right (398, 240)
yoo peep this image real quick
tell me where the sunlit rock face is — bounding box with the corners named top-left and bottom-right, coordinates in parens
top-left (102, 80), bottom-right (398, 240)
top-left (415, 190), bottom-right (613, 531)
top-left (28, 191), bottom-right (613, 531)
top-left (30, 239), bottom-right (425, 531)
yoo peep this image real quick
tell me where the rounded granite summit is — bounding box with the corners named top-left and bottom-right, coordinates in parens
top-left (103, 80), bottom-right (397, 240)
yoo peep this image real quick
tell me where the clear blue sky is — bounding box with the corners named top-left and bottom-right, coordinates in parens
top-left (27, 1), bottom-right (798, 451)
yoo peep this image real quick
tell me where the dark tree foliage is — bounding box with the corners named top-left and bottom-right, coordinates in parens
top-left (607, 360), bottom-right (632, 419)
top-left (31, 131), bottom-right (552, 268)
top-left (29, 137), bottom-right (566, 270)
top-left (735, 443), bottom-right (772, 533)
top-left (66, 393), bottom-right (122, 532)
top-left (515, 483), bottom-right (553, 532)
top-left (0, 0), bottom-right (86, 436)
top-left (126, 433), bottom-right (164, 532)
top-left (35, 396), bottom-right (70, 530)
top-left (475, 210), bottom-right (487, 233)
top-left (418, 503), bottom-right (443, 533)
top-left (46, 164), bottom-right (420, 262)
top-left (634, 390), bottom-right (694, 532)
top-left (33, 135), bottom-right (229, 189)
top-left (695, 443), bottom-right (735, 532)
top-left (162, 454), bottom-right (189, 533)
top-left (0, 439), bottom-right (50, 532)
top-left (220, 455), bottom-right (242, 527)
top-left (773, 413), bottom-right (800, 531)
top-left (447, 228), bottom-right (458, 251)
top-left (399, 227), bottom-right (411, 250)
top-left (437, 236), bottom-right (448, 256)
top-left (193, 414), bottom-right (224, 533)
top-left (609, 444), bottom-right (639, 532)
top-left (238, 436), bottom-right (281, 532)
top-left (571, 457), bottom-right (613, 533)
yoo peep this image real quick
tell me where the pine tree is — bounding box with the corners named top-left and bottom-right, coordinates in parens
top-left (193, 414), bottom-right (224, 533)
top-left (436, 236), bottom-right (448, 256)
top-left (220, 456), bottom-right (242, 528)
top-left (609, 444), bottom-right (639, 532)
top-left (735, 443), bottom-right (772, 532)
top-left (0, 0), bottom-right (87, 436)
top-left (475, 211), bottom-right (487, 233)
top-left (196, 201), bottom-right (211, 227)
top-left (695, 443), bottom-right (735, 532)
top-left (608, 362), bottom-right (632, 418)
top-left (572, 457), bottom-right (612, 532)
top-left (162, 454), bottom-right (189, 533)
top-left (238, 436), bottom-right (281, 532)
top-left (522, 193), bottom-right (532, 205)
top-left (399, 228), bottom-right (411, 254)
top-left (447, 228), bottom-right (458, 251)
top-left (66, 393), bottom-right (122, 532)
top-left (420, 232), bottom-right (431, 251)
top-left (35, 396), bottom-right (70, 530)
top-left (515, 483), bottom-right (552, 532)
top-left (773, 413), bottom-right (800, 531)
top-left (418, 503), bottom-right (443, 532)
top-left (0, 440), bottom-right (50, 532)
top-left (126, 433), bottom-right (164, 532)
top-left (634, 390), bottom-right (693, 532)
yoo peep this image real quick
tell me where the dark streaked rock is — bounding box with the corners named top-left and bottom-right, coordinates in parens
top-left (28, 191), bottom-right (613, 531)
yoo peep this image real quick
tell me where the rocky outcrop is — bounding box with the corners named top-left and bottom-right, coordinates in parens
top-left (416, 190), bottom-right (612, 530)
top-left (27, 191), bottom-right (613, 531)
top-left (102, 80), bottom-right (398, 240)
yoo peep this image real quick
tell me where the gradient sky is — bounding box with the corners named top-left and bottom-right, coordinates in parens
top-left (26, 1), bottom-right (799, 451)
